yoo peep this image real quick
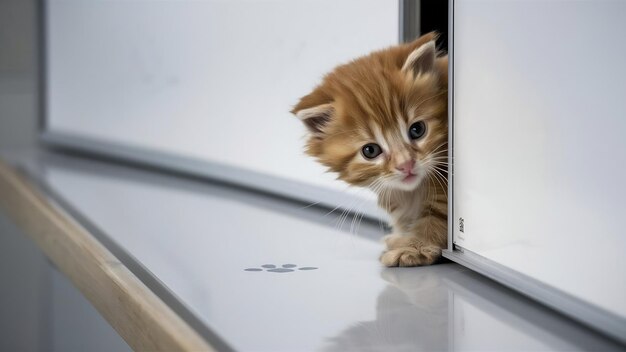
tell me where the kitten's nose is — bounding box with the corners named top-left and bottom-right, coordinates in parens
top-left (395, 160), bottom-right (416, 174)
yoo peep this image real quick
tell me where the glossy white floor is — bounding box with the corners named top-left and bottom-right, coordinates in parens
top-left (10, 152), bottom-right (623, 351)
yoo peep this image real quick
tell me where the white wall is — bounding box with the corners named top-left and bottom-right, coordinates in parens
top-left (45, 0), bottom-right (400, 217)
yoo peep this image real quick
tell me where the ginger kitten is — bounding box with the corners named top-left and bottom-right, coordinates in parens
top-left (292, 33), bottom-right (448, 267)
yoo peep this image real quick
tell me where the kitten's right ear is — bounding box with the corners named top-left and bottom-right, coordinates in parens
top-left (293, 103), bottom-right (334, 136)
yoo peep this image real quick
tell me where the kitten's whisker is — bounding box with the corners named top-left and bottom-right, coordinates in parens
top-left (432, 144), bottom-right (448, 151)
top-left (341, 198), bottom-right (360, 230)
top-left (432, 167), bottom-right (449, 176)
top-left (431, 165), bottom-right (449, 178)
top-left (334, 207), bottom-right (347, 229)
top-left (429, 155), bottom-right (450, 161)
top-left (430, 163), bottom-right (449, 169)
top-left (325, 184), bottom-right (369, 230)
top-left (323, 203), bottom-right (344, 218)
top-left (355, 209), bottom-right (367, 236)
top-left (430, 168), bottom-right (449, 200)
top-left (298, 200), bottom-right (323, 210)
top-left (431, 163), bottom-right (449, 178)
top-left (348, 194), bottom-right (370, 236)
top-left (338, 186), bottom-right (375, 235)
top-left (338, 206), bottom-right (354, 232)
top-left (429, 158), bottom-right (449, 165)
top-left (429, 149), bottom-right (448, 157)
top-left (430, 142), bottom-right (448, 153)
top-left (331, 195), bottom-right (356, 231)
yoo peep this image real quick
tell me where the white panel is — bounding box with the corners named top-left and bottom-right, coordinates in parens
top-left (453, 0), bottom-right (626, 323)
top-left (45, 0), bottom-right (399, 215)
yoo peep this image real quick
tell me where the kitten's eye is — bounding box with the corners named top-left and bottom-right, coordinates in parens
top-left (409, 121), bottom-right (426, 140)
top-left (361, 143), bottom-right (382, 159)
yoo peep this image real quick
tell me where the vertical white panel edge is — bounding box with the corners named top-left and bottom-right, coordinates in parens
top-left (443, 0), bottom-right (626, 344)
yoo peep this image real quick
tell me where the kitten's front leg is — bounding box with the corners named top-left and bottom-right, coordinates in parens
top-left (380, 215), bottom-right (447, 267)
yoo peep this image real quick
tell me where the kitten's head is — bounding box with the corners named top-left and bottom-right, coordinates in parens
top-left (292, 33), bottom-right (448, 193)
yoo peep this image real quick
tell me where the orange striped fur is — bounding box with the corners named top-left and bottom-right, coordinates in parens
top-left (292, 33), bottom-right (448, 266)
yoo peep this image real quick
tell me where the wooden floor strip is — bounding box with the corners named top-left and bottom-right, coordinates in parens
top-left (0, 159), bottom-right (214, 352)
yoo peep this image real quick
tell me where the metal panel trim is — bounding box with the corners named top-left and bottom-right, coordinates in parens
top-left (40, 131), bottom-right (388, 221)
top-left (447, 0), bottom-right (455, 252)
top-left (399, 0), bottom-right (421, 43)
top-left (442, 249), bottom-right (626, 345)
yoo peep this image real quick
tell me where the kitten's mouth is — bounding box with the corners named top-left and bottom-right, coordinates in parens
top-left (401, 173), bottom-right (418, 183)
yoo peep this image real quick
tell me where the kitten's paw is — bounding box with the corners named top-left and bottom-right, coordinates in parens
top-left (380, 245), bottom-right (441, 267)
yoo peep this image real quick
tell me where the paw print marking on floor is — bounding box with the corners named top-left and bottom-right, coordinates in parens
top-left (244, 264), bottom-right (318, 273)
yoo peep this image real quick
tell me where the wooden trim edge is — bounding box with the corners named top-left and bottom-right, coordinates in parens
top-left (0, 159), bottom-right (214, 352)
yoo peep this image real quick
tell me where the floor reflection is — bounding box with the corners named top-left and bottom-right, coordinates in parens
top-left (323, 265), bottom-right (459, 351)
top-left (325, 264), bottom-right (623, 352)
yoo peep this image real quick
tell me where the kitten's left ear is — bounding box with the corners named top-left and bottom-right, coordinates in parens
top-left (292, 88), bottom-right (334, 136)
top-left (402, 40), bottom-right (437, 77)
